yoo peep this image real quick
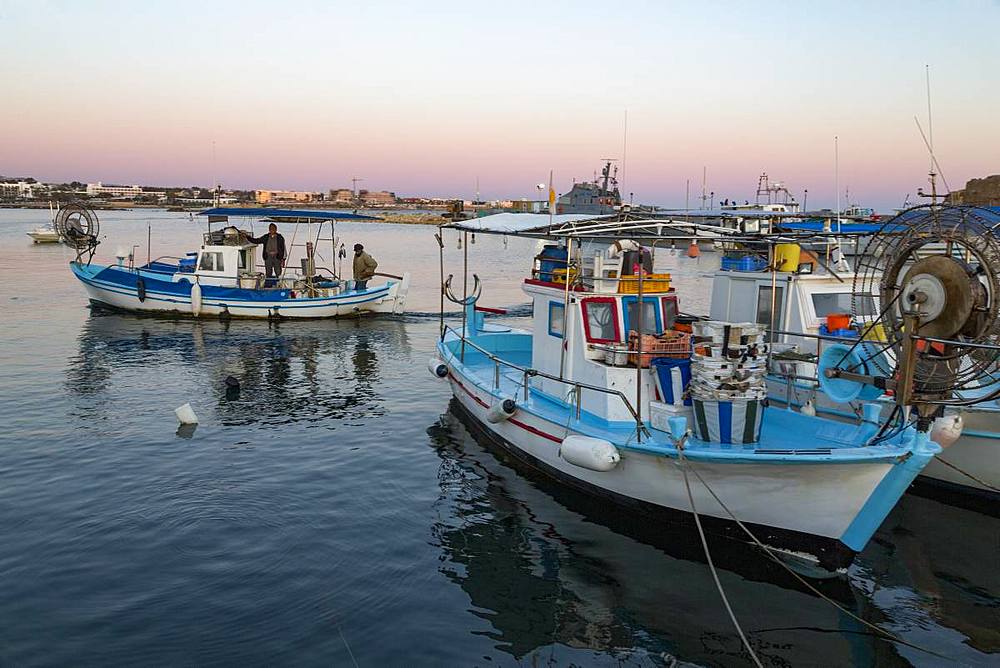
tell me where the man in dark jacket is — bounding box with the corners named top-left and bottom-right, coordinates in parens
top-left (352, 243), bottom-right (378, 290)
top-left (247, 223), bottom-right (286, 286)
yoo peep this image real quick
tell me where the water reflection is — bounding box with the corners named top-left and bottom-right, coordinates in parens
top-left (428, 404), bottom-right (998, 665)
top-left (66, 309), bottom-right (409, 428)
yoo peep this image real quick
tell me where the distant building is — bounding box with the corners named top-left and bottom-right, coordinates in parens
top-left (329, 188), bottom-right (354, 203)
top-left (0, 179), bottom-right (46, 200)
top-left (358, 189), bottom-right (396, 206)
top-left (946, 175), bottom-right (1000, 207)
top-left (87, 182), bottom-right (142, 197)
top-left (255, 189), bottom-right (319, 204)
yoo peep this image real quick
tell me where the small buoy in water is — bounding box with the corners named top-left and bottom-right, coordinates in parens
top-left (175, 402), bottom-right (199, 425)
top-left (800, 398), bottom-right (816, 416)
top-left (686, 240), bottom-right (700, 258)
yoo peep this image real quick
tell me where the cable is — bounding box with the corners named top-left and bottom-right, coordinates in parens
top-left (933, 455), bottom-right (1000, 492)
top-left (679, 458), bottom-right (956, 663)
top-left (676, 443), bottom-right (764, 667)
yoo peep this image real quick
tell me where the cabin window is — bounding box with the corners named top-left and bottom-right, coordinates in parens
top-left (239, 250), bottom-right (248, 270)
top-left (548, 302), bottom-right (565, 338)
top-left (756, 286), bottom-right (784, 328)
top-left (199, 252), bottom-right (224, 272)
top-left (661, 296), bottom-right (678, 330)
top-left (622, 296), bottom-right (661, 335)
top-left (581, 297), bottom-right (620, 343)
top-left (812, 292), bottom-right (875, 318)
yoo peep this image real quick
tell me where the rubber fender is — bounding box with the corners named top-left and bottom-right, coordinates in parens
top-left (136, 277), bottom-right (146, 302)
top-left (190, 281), bottom-right (202, 317)
top-left (428, 357), bottom-right (448, 379)
top-left (559, 435), bottom-right (620, 472)
top-left (486, 398), bottom-right (517, 423)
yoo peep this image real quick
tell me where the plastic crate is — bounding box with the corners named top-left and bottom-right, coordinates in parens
top-left (720, 255), bottom-right (767, 272)
top-left (627, 330), bottom-right (691, 367)
top-left (617, 273), bottom-right (671, 293)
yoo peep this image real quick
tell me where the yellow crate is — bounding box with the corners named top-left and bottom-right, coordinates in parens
top-left (552, 267), bottom-right (578, 284)
top-left (618, 273), bottom-right (671, 294)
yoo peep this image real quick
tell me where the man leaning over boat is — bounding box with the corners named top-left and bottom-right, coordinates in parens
top-left (246, 223), bottom-right (286, 287)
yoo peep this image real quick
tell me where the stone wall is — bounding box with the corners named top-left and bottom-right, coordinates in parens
top-left (946, 175), bottom-right (1000, 206)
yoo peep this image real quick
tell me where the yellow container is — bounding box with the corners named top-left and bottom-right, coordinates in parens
top-left (552, 267), bottom-right (578, 284)
top-left (774, 244), bottom-right (801, 272)
top-left (618, 273), bottom-right (672, 294)
top-left (861, 321), bottom-right (888, 342)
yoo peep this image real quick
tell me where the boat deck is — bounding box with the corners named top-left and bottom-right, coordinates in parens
top-left (442, 330), bottom-right (921, 464)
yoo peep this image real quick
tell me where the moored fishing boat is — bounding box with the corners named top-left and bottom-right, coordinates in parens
top-left (64, 204), bottom-right (410, 319)
top-left (27, 225), bottom-right (61, 243)
top-left (427, 212), bottom-right (962, 573)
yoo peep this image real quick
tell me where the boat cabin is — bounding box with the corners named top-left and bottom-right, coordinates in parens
top-left (179, 227), bottom-right (262, 288)
top-left (519, 241), bottom-right (682, 422)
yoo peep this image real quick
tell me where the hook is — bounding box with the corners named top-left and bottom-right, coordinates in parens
top-left (443, 273), bottom-right (482, 305)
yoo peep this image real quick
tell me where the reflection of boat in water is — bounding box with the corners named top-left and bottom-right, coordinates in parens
top-left (66, 309), bottom-right (410, 427)
top-left (428, 405), bottom-right (910, 666)
top-left (67, 206), bottom-right (410, 319)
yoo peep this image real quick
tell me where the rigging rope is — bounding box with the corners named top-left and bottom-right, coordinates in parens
top-left (678, 457), bottom-right (956, 663)
top-left (676, 443), bottom-right (764, 667)
top-left (932, 455), bottom-right (1000, 493)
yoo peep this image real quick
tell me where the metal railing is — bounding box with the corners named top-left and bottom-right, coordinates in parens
top-left (443, 325), bottom-right (649, 441)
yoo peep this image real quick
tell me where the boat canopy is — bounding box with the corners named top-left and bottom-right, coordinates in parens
top-left (446, 213), bottom-right (602, 234)
top-left (198, 207), bottom-right (379, 221)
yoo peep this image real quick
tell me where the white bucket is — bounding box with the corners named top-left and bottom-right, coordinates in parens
top-left (175, 402), bottom-right (199, 425)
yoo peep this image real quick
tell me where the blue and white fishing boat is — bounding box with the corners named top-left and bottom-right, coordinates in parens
top-left (66, 205), bottom-right (410, 319)
top-left (427, 212), bottom-right (973, 573)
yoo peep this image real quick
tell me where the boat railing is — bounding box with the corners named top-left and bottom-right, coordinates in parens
top-left (443, 324), bottom-right (648, 440)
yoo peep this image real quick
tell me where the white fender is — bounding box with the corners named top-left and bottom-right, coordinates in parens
top-left (486, 399), bottom-right (518, 424)
top-left (190, 281), bottom-right (203, 317)
top-left (608, 239), bottom-right (640, 258)
top-left (559, 435), bottom-right (620, 472)
top-left (930, 413), bottom-right (963, 449)
top-left (428, 357), bottom-right (448, 379)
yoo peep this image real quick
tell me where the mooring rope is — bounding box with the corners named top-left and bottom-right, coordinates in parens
top-left (676, 443), bottom-right (764, 667)
top-left (678, 457), bottom-right (956, 663)
top-left (933, 455), bottom-right (1000, 492)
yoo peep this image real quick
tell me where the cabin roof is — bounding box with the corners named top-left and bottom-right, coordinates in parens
top-left (198, 207), bottom-right (379, 221)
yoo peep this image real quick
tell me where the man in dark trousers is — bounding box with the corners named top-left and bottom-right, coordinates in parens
top-left (352, 243), bottom-right (378, 290)
top-left (248, 223), bottom-right (286, 286)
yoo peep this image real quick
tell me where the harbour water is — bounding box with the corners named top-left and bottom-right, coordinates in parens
top-left (1, 209), bottom-right (997, 665)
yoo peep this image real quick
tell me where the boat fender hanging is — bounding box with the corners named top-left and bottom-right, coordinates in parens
top-left (930, 413), bottom-right (963, 449)
top-left (136, 277), bottom-right (146, 302)
top-left (486, 398), bottom-right (517, 423)
top-left (190, 281), bottom-right (203, 316)
top-left (428, 357), bottom-right (448, 379)
top-left (559, 435), bottom-right (620, 472)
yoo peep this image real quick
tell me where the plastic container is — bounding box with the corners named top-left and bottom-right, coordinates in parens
top-left (720, 255), bottom-right (767, 272)
top-left (826, 313), bottom-right (851, 331)
top-left (817, 343), bottom-right (885, 403)
top-left (628, 330), bottom-right (691, 367)
top-left (774, 243), bottom-right (801, 272)
top-left (651, 357), bottom-right (693, 406)
top-left (537, 245), bottom-right (568, 282)
top-left (691, 397), bottom-right (764, 444)
top-left (618, 272), bottom-right (671, 294)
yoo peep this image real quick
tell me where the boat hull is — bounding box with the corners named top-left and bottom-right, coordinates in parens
top-left (28, 230), bottom-right (61, 243)
top-left (442, 353), bottom-right (931, 572)
top-left (71, 262), bottom-right (408, 319)
top-left (768, 377), bottom-right (1000, 512)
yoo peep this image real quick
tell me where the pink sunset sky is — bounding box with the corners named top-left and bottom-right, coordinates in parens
top-left (2, 0), bottom-right (998, 210)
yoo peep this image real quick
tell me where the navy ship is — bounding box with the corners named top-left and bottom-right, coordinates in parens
top-left (556, 160), bottom-right (622, 214)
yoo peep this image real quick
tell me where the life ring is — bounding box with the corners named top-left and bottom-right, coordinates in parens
top-left (136, 277), bottom-right (146, 302)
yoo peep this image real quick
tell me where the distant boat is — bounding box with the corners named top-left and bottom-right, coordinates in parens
top-left (67, 206), bottom-right (410, 319)
top-left (27, 226), bottom-right (61, 243)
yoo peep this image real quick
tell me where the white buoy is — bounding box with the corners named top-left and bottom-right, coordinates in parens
top-left (190, 281), bottom-right (203, 317)
top-left (486, 399), bottom-right (517, 423)
top-left (175, 402), bottom-right (199, 425)
top-left (800, 399), bottom-right (816, 416)
top-left (930, 413), bottom-right (963, 448)
top-left (428, 357), bottom-right (448, 379)
top-left (559, 435), bottom-right (620, 472)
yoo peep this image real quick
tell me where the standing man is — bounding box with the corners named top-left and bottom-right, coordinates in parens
top-left (248, 223), bottom-right (286, 287)
top-left (352, 243), bottom-right (378, 291)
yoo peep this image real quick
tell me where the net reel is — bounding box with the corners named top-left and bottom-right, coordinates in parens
top-left (55, 202), bottom-right (101, 262)
top-left (821, 205), bottom-right (1000, 429)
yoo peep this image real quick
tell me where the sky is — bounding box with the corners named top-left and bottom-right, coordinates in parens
top-left (1, 0), bottom-right (998, 210)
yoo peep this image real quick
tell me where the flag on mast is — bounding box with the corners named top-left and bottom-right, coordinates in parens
top-left (548, 169), bottom-right (556, 218)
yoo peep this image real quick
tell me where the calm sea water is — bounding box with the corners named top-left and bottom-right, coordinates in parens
top-left (0, 208), bottom-right (997, 666)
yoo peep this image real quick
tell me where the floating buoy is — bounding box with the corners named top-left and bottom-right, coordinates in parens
top-left (428, 357), bottom-right (448, 379)
top-left (175, 402), bottom-right (199, 425)
top-left (486, 398), bottom-right (517, 423)
top-left (686, 240), bottom-right (700, 258)
top-left (190, 281), bottom-right (202, 316)
top-left (559, 435), bottom-right (620, 472)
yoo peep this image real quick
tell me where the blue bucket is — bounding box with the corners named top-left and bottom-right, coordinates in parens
top-left (651, 357), bottom-right (692, 406)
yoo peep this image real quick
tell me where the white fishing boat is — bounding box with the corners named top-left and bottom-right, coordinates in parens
top-left (426, 212), bottom-right (973, 574)
top-left (63, 204), bottom-right (410, 319)
top-left (27, 225), bottom-right (62, 243)
top-left (708, 207), bottom-right (1000, 511)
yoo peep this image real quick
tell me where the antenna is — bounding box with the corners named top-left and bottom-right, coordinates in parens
top-left (475, 176), bottom-right (480, 203)
top-left (915, 66), bottom-right (950, 199)
top-left (835, 135), bottom-right (841, 233)
top-left (351, 177), bottom-right (364, 199)
top-left (621, 109), bottom-right (628, 194)
top-left (701, 166), bottom-right (707, 209)
top-left (926, 64), bottom-right (934, 175)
